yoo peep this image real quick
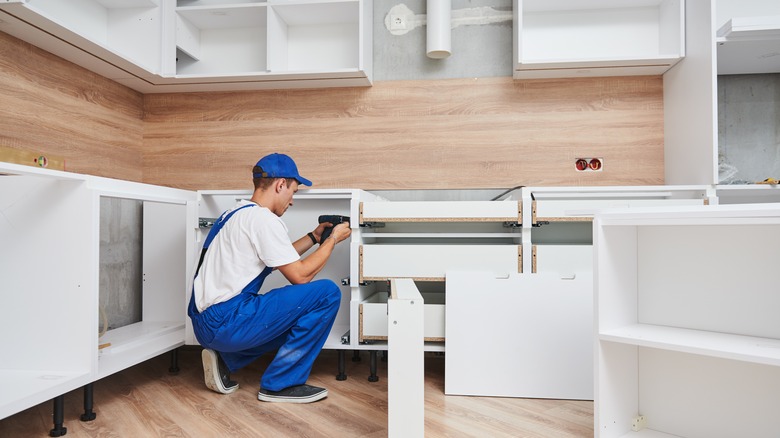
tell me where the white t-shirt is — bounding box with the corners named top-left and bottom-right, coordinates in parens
top-left (193, 200), bottom-right (300, 312)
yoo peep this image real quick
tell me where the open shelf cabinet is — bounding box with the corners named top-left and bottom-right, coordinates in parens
top-left (172, 0), bottom-right (372, 86)
top-left (594, 203), bottom-right (780, 437)
top-left (513, 0), bottom-right (685, 79)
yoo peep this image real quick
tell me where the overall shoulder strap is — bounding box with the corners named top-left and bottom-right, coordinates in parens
top-left (195, 203), bottom-right (256, 278)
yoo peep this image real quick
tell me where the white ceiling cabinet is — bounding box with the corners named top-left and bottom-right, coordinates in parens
top-left (513, 0), bottom-right (685, 79)
top-left (716, 0), bottom-right (780, 75)
top-left (0, 0), bottom-right (372, 93)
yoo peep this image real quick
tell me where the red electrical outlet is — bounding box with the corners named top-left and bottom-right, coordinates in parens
top-left (574, 157), bottom-right (604, 172)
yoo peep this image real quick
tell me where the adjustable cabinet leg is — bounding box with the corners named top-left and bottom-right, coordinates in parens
top-left (336, 350), bottom-right (347, 381)
top-left (80, 383), bottom-right (96, 422)
top-left (169, 348), bottom-right (180, 374)
top-left (368, 350), bottom-right (379, 382)
top-left (49, 395), bottom-right (67, 437)
top-left (352, 350), bottom-right (361, 362)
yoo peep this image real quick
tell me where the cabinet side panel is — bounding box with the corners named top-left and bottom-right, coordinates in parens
top-left (0, 176), bottom-right (95, 371)
top-left (664, 0), bottom-right (717, 184)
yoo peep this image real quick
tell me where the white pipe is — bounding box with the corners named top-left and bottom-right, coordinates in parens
top-left (426, 0), bottom-right (451, 59)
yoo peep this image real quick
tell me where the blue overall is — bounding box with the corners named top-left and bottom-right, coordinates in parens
top-left (188, 204), bottom-right (341, 392)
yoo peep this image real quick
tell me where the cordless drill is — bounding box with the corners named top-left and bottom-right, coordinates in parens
top-left (318, 215), bottom-right (350, 242)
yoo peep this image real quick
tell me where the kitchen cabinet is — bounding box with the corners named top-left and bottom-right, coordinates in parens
top-left (513, 0), bottom-right (685, 79)
top-left (0, 161), bottom-right (197, 420)
top-left (445, 271), bottom-right (594, 400)
top-left (716, 0), bottom-right (780, 75)
top-left (193, 188), bottom-right (358, 349)
top-left (0, 0), bottom-right (372, 93)
top-left (594, 203), bottom-right (780, 437)
top-left (354, 198), bottom-right (523, 353)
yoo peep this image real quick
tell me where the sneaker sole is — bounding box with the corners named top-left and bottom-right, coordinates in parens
top-left (257, 389), bottom-right (328, 404)
top-left (202, 349), bottom-right (238, 395)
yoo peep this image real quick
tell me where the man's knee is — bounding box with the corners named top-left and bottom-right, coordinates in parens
top-left (312, 279), bottom-right (341, 308)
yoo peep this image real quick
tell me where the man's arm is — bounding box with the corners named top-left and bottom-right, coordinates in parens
top-left (278, 222), bottom-right (351, 284)
top-left (291, 221), bottom-right (330, 256)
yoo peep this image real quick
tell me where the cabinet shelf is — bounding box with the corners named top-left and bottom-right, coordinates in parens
top-left (98, 321), bottom-right (185, 378)
top-left (601, 323), bottom-right (780, 367)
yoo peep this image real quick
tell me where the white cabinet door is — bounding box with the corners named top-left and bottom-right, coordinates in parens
top-left (445, 271), bottom-right (593, 400)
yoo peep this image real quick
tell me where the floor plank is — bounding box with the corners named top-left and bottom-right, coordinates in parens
top-left (0, 347), bottom-right (593, 437)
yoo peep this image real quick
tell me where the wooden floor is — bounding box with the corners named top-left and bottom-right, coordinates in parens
top-left (0, 347), bottom-right (593, 437)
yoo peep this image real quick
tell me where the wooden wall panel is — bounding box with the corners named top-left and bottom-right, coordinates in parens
top-left (143, 76), bottom-right (664, 191)
top-left (0, 32), bottom-right (144, 181)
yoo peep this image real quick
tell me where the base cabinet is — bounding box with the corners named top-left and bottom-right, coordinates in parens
top-left (0, 162), bottom-right (197, 420)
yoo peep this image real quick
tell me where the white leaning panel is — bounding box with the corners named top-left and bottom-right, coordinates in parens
top-left (360, 200), bottom-right (520, 223)
top-left (360, 244), bottom-right (521, 281)
top-left (387, 278), bottom-right (424, 438)
top-left (445, 271), bottom-right (593, 400)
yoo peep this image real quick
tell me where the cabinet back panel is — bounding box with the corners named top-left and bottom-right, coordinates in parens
top-left (639, 347), bottom-right (780, 438)
top-left (143, 76), bottom-right (665, 190)
top-left (637, 224), bottom-right (780, 338)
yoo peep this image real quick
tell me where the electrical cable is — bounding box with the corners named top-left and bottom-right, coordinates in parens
top-left (490, 185), bottom-right (525, 201)
top-left (98, 304), bottom-right (108, 338)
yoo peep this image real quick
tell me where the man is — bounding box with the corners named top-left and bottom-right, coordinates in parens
top-left (188, 153), bottom-right (351, 403)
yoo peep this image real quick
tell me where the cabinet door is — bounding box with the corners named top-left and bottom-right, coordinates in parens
top-left (445, 271), bottom-right (593, 400)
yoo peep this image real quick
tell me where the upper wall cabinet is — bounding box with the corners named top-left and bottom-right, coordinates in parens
top-left (170, 0), bottom-right (371, 88)
top-left (0, 0), bottom-right (372, 92)
top-left (716, 0), bottom-right (780, 75)
top-left (513, 0), bottom-right (686, 79)
top-left (0, 0), bottom-right (166, 85)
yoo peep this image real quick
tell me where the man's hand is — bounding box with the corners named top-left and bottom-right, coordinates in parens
top-left (327, 222), bottom-right (351, 243)
top-left (313, 221), bottom-right (332, 243)
top-left (281, 222), bottom-right (351, 284)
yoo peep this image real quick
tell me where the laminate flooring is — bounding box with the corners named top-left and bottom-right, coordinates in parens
top-left (0, 347), bottom-right (593, 437)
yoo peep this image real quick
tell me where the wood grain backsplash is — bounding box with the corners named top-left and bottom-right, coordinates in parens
top-left (1, 32), bottom-right (664, 191)
top-left (144, 76), bottom-right (664, 191)
top-left (0, 32), bottom-right (144, 182)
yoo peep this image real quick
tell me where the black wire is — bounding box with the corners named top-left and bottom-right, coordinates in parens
top-left (490, 185), bottom-right (525, 201)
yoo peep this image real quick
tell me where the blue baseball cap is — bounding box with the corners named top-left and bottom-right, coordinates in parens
top-left (253, 153), bottom-right (312, 186)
